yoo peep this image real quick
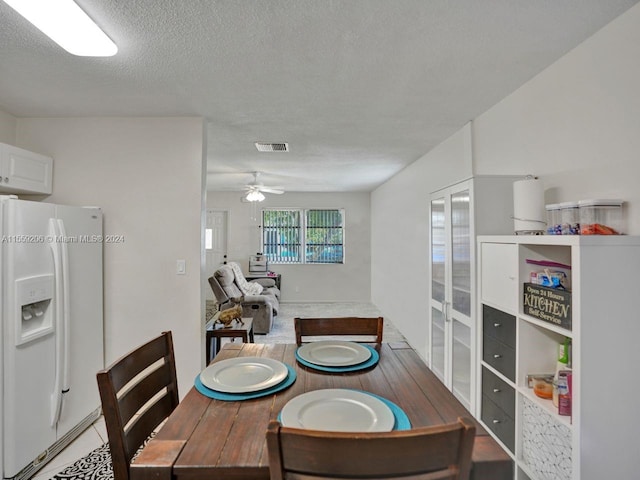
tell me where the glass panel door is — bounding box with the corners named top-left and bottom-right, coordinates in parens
top-left (431, 198), bottom-right (446, 304)
top-left (451, 190), bottom-right (471, 316)
top-left (451, 319), bottom-right (471, 409)
top-left (431, 307), bottom-right (445, 382)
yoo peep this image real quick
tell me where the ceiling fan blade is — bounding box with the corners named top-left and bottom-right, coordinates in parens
top-left (259, 186), bottom-right (284, 194)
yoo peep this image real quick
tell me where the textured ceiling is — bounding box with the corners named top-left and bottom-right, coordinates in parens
top-left (1, 0), bottom-right (638, 192)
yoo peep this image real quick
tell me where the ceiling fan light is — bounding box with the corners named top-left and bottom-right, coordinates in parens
top-left (245, 190), bottom-right (265, 202)
top-left (3, 0), bottom-right (118, 56)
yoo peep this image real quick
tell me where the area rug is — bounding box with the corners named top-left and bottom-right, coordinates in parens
top-left (253, 302), bottom-right (407, 344)
top-left (50, 303), bottom-right (405, 480)
top-left (52, 443), bottom-right (112, 480)
top-left (51, 432), bottom-right (155, 480)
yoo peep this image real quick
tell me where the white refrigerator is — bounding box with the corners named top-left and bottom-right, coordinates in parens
top-left (0, 196), bottom-right (104, 480)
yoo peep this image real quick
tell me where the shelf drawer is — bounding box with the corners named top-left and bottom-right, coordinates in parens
top-left (481, 366), bottom-right (515, 418)
top-left (482, 304), bottom-right (516, 348)
top-left (482, 394), bottom-right (515, 453)
top-left (483, 335), bottom-right (516, 382)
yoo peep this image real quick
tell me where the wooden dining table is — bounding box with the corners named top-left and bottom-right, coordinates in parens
top-left (131, 342), bottom-right (512, 480)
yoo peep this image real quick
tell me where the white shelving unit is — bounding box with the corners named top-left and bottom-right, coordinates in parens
top-left (477, 235), bottom-right (640, 480)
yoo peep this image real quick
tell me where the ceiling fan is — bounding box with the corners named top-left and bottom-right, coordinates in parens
top-left (242, 172), bottom-right (284, 202)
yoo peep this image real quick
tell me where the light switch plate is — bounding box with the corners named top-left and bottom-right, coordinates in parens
top-left (177, 259), bottom-right (186, 275)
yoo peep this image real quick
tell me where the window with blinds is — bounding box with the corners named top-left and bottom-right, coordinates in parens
top-left (262, 209), bottom-right (344, 264)
top-left (262, 209), bottom-right (302, 263)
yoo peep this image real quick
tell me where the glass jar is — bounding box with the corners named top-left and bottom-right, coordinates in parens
top-left (578, 199), bottom-right (624, 235)
top-left (559, 201), bottom-right (580, 235)
top-left (545, 203), bottom-right (562, 235)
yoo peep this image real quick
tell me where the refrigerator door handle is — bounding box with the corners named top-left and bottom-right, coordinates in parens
top-left (57, 219), bottom-right (71, 396)
top-left (48, 218), bottom-right (65, 427)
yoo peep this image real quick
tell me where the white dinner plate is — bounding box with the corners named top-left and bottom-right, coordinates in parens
top-left (199, 357), bottom-right (288, 393)
top-left (297, 340), bottom-right (371, 367)
top-left (280, 389), bottom-right (395, 432)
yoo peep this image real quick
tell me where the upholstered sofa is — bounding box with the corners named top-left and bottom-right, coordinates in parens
top-left (208, 262), bottom-right (279, 334)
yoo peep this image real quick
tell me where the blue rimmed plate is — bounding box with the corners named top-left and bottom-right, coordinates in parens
top-left (279, 388), bottom-right (395, 432)
top-left (297, 340), bottom-right (371, 366)
top-left (295, 344), bottom-right (379, 372)
top-left (278, 389), bottom-right (411, 431)
top-left (195, 363), bottom-right (296, 401)
top-left (200, 356), bottom-right (288, 393)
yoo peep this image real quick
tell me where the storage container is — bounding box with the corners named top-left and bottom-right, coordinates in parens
top-left (559, 201), bottom-right (580, 235)
top-left (578, 199), bottom-right (624, 235)
top-left (545, 203), bottom-right (562, 235)
top-left (526, 258), bottom-right (571, 290)
top-left (249, 254), bottom-right (268, 272)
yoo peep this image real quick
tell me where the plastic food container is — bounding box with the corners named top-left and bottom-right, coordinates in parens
top-left (559, 201), bottom-right (580, 235)
top-left (545, 203), bottom-right (562, 235)
top-left (578, 199), bottom-right (624, 235)
top-left (533, 377), bottom-right (553, 399)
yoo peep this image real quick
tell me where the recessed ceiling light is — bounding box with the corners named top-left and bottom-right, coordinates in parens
top-left (255, 142), bottom-right (289, 152)
top-left (3, 0), bottom-right (118, 57)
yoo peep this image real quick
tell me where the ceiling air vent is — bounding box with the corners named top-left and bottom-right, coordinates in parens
top-left (255, 142), bottom-right (289, 152)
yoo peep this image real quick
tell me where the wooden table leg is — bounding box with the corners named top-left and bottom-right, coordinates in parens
top-left (205, 331), bottom-right (214, 364)
top-left (206, 319), bottom-right (254, 362)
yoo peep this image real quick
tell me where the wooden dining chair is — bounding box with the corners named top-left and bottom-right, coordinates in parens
top-left (266, 417), bottom-right (476, 480)
top-left (96, 331), bottom-right (179, 480)
top-left (294, 316), bottom-right (384, 346)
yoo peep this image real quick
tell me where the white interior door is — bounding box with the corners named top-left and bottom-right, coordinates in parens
top-left (205, 210), bottom-right (227, 300)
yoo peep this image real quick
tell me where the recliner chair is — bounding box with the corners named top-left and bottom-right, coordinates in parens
top-left (208, 262), bottom-right (279, 334)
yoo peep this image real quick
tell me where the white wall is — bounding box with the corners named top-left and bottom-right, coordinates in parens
top-left (15, 117), bottom-right (206, 397)
top-left (206, 191), bottom-right (371, 303)
top-left (371, 126), bottom-right (473, 358)
top-left (0, 110), bottom-right (16, 144)
top-left (472, 2), bottom-right (640, 234)
top-left (371, 3), bottom-right (640, 360)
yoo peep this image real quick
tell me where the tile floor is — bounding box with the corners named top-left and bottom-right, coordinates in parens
top-left (34, 302), bottom-right (408, 480)
top-left (32, 416), bottom-right (108, 480)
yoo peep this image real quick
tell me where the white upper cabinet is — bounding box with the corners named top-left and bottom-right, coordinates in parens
top-left (0, 143), bottom-right (53, 194)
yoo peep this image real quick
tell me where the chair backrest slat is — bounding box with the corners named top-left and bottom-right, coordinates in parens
top-left (294, 317), bottom-right (383, 346)
top-left (124, 392), bottom-right (175, 460)
top-left (266, 417), bottom-right (476, 480)
top-left (117, 362), bottom-right (175, 425)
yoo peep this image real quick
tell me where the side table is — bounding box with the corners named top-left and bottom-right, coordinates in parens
top-left (205, 318), bottom-right (254, 363)
top-left (245, 272), bottom-right (281, 290)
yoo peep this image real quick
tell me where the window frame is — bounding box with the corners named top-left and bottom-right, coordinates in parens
top-left (261, 208), bottom-right (345, 265)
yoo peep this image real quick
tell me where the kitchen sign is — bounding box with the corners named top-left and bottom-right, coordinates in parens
top-left (523, 283), bottom-right (572, 330)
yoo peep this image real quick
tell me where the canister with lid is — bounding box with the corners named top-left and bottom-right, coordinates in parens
top-left (578, 199), bottom-right (624, 235)
top-left (559, 201), bottom-right (580, 235)
top-left (545, 203), bottom-right (562, 235)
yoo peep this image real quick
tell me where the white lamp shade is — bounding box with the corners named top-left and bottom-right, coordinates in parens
top-left (246, 190), bottom-right (265, 202)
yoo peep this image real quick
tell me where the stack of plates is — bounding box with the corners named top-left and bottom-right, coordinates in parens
top-left (279, 388), bottom-right (410, 431)
top-left (295, 340), bottom-right (379, 372)
top-left (195, 357), bottom-right (296, 401)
